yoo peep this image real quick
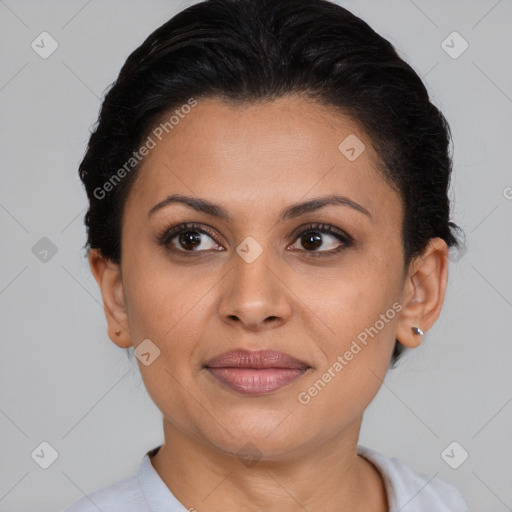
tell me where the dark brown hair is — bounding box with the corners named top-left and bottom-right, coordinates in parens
top-left (78, 0), bottom-right (462, 364)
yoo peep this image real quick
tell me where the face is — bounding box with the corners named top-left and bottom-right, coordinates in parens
top-left (90, 95), bottom-right (448, 461)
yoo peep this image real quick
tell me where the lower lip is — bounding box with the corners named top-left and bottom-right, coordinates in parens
top-left (206, 367), bottom-right (308, 395)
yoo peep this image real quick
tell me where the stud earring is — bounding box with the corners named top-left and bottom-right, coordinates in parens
top-left (411, 326), bottom-right (424, 336)
top-left (115, 330), bottom-right (121, 336)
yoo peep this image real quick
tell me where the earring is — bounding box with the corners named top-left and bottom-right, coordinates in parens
top-left (115, 330), bottom-right (121, 336)
top-left (411, 326), bottom-right (424, 336)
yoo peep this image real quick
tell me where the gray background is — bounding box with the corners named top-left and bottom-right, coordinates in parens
top-left (1, 0), bottom-right (511, 511)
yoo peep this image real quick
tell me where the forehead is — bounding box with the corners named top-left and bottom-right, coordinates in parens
top-left (125, 95), bottom-right (399, 225)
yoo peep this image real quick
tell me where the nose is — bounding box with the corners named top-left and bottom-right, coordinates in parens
top-left (218, 249), bottom-right (293, 332)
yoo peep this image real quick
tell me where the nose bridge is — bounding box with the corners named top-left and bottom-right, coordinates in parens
top-left (218, 236), bottom-right (292, 329)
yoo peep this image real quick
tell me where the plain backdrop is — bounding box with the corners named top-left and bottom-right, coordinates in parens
top-left (1, 0), bottom-right (511, 511)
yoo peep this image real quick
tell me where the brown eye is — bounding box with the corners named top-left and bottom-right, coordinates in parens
top-left (300, 231), bottom-right (323, 251)
top-left (177, 230), bottom-right (203, 250)
top-left (159, 223), bottom-right (223, 253)
top-left (289, 223), bottom-right (353, 256)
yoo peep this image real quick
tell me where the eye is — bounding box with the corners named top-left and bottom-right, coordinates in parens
top-left (158, 223), bottom-right (224, 254)
top-left (157, 222), bottom-right (353, 257)
top-left (288, 223), bottom-right (353, 256)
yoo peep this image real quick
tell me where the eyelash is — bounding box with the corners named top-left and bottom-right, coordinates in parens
top-left (157, 222), bottom-right (354, 258)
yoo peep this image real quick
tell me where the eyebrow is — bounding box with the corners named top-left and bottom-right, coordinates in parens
top-left (148, 193), bottom-right (373, 222)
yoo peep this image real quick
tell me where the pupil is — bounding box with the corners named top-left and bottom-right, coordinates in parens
top-left (179, 231), bottom-right (201, 249)
top-left (302, 232), bottom-right (322, 250)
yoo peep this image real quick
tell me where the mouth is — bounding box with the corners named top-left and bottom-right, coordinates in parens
top-left (204, 349), bottom-right (311, 395)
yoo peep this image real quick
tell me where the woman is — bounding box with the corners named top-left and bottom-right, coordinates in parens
top-left (62, 0), bottom-right (469, 510)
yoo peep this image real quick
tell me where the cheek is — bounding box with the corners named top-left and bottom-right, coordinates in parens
top-left (292, 260), bottom-right (400, 406)
top-left (123, 250), bottom-right (218, 342)
top-left (294, 356), bottom-right (385, 441)
top-left (122, 254), bottom-right (223, 394)
top-left (121, 262), bottom-right (210, 425)
top-left (295, 310), bottom-right (398, 432)
top-left (290, 254), bottom-right (401, 340)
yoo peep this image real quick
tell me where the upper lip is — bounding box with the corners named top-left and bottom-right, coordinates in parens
top-left (205, 349), bottom-right (310, 370)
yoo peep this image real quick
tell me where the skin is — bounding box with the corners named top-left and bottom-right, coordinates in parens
top-left (89, 95), bottom-right (449, 512)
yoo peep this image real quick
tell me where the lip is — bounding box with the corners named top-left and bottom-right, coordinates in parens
top-left (205, 349), bottom-right (310, 395)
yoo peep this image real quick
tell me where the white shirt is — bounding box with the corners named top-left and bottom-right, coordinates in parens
top-left (61, 445), bottom-right (470, 512)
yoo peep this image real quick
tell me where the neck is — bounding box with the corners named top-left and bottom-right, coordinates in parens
top-left (150, 418), bottom-right (388, 512)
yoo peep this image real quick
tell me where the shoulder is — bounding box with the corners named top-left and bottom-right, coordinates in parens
top-left (357, 445), bottom-right (470, 512)
top-left (59, 469), bottom-right (147, 512)
top-left (59, 447), bottom-right (186, 512)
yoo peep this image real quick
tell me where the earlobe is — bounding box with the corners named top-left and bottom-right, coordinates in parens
top-left (88, 249), bottom-right (132, 348)
top-left (396, 237), bottom-right (449, 349)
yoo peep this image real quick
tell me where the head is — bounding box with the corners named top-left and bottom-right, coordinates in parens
top-left (82, 0), bottom-right (461, 460)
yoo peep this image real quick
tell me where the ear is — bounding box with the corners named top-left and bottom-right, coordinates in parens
top-left (88, 248), bottom-right (132, 348)
top-left (396, 237), bottom-right (449, 349)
